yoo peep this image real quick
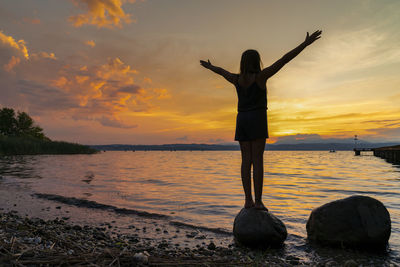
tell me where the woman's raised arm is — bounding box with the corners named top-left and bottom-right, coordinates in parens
top-left (260, 30), bottom-right (322, 80)
top-left (200, 59), bottom-right (237, 84)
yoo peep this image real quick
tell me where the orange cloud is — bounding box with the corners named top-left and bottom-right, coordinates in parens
top-left (84, 40), bottom-right (96, 47)
top-left (0, 31), bottom-right (57, 64)
top-left (31, 52), bottom-right (57, 60)
top-left (50, 57), bottom-right (167, 127)
top-left (154, 88), bottom-right (171, 99)
top-left (0, 31), bottom-right (29, 59)
top-left (68, 0), bottom-right (136, 28)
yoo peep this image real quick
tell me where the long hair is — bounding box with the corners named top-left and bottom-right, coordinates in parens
top-left (240, 49), bottom-right (262, 75)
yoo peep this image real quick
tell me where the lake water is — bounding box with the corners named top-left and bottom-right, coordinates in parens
top-left (0, 151), bottom-right (399, 264)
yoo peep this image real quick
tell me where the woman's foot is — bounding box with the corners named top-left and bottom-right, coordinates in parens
top-left (244, 199), bottom-right (255, 209)
top-left (254, 201), bottom-right (268, 211)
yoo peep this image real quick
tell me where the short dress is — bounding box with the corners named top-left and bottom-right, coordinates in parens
top-left (234, 80), bottom-right (268, 141)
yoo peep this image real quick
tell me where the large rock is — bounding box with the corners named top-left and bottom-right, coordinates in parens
top-left (233, 208), bottom-right (287, 247)
top-left (306, 195), bottom-right (391, 250)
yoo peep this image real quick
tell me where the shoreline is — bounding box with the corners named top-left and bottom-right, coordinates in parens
top-left (1, 211), bottom-right (293, 266)
top-left (2, 210), bottom-right (396, 266)
top-left (0, 183), bottom-right (295, 266)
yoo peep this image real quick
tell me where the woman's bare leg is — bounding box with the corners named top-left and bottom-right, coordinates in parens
top-left (239, 141), bottom-right (254, 208)
top-left (251, 138), bottom-right (267, 211)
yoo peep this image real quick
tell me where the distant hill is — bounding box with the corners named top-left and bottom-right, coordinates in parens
top-left (90, 142), bottom-right (399, 151)
top-left (91, 144), bottom-right (239, 151)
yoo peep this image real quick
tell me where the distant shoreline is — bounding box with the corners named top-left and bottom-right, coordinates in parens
top-left (90, 142), bottom-right (399, 152)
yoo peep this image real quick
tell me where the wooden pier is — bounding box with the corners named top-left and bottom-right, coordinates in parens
top-left (373, 145), bottom-right (400, 164)
top-left (354, 145), bottom-right (400, 164)
top-left (353, 148), bottom-right (373, 156)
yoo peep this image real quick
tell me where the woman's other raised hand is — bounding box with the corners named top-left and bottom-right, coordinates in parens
top-left (200, 59), bottom-right (212, 69)
top-left (304, 30), bottom-right (322, 46)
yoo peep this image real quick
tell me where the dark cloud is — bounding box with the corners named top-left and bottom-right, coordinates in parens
top-left (98, 116), bottom-right (138, 129)
top-left (117, 85), bottom-right (141, 93)
top-left (16, 79), bottom-right (78, 114)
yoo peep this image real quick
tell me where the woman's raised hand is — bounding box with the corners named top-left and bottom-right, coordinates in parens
top-left (200, 59), bottom-right (212, 69)
top-left (304, 30), bottom-right (322, 46)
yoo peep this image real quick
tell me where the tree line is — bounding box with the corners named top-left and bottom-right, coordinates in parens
top-left (0, 107), bottom-right (48, 140)
top-left (0, 107), bottom-right (97, 155)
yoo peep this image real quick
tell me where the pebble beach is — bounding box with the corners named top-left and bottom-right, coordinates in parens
top-left (1, 211), bottom-right (297, 266)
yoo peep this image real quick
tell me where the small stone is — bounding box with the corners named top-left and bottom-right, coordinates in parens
top-left (72, 225), bottom-right (82, 230)
top-left (143, 251), bottom-right (150, 256)
top-left (286, 255), bottom-right (300, 265)
top-left (158, 242), bottom-right (169, 248)
top-left (156, 228), bottom-right (161, 231)
top-left (133, 252), bottom-right (148, 264)
top-left (163, 230), bottom-right (168, 234)
top-left (207, 242), bottom-right (216, 250)
top-left (344, 259), bottom-right (358, 267)
top-left (325, 260), bottom-right (338, 267)
top-left (186, 231), bottom-right (197, 238)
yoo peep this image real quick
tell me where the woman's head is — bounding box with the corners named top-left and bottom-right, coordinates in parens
top-left (240, 49), bottom-right (262, 75)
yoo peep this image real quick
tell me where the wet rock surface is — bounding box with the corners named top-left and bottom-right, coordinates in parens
top-left (233, 208), bottom-right (287, 247)
top-left (306, 195), bottom-right (391, 250)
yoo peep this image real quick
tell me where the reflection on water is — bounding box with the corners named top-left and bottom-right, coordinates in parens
top-left (1, 151), bottom-right (399, 259)
top-left (0, 155), bottom-right (42, 179)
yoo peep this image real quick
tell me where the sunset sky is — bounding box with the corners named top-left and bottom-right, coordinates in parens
top-left (1, 0), bottom-right (399, 145)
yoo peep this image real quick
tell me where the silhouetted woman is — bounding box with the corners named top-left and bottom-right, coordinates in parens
top-left (200, 30), bottom-right (322, 210)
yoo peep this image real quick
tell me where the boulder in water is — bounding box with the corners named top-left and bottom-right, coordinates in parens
top-left (306, 195), bottom-right (391, 250)
top-left (233, 208), bottom-right (287, 247)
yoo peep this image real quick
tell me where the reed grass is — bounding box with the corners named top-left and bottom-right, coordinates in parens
top-left (0, 135), bottom-right (98, 155)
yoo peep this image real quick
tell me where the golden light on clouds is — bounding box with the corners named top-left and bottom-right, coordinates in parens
top-left (68, 0), bottom-right (136, 28)
top-left (0, 31), bottom-right (29, 59)
top-left (52, 57), bottom-right (152, 119)
top-left (31, 52), bottom-right (57, 60)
